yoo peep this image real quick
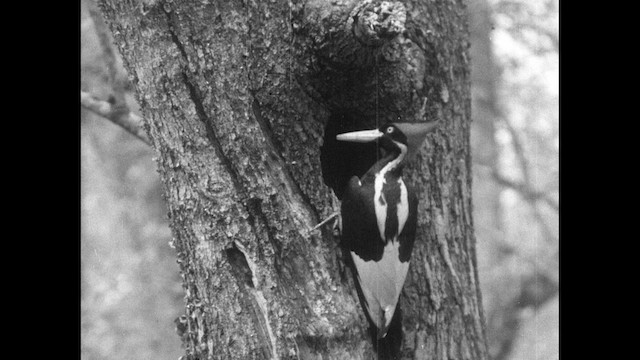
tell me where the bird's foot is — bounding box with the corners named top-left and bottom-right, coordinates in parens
top-left (332, 213), bottom-right (342, 237)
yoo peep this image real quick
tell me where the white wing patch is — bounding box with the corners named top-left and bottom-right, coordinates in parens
top-left (397, 179), bottom-right (409, 235)
top-left (374, 175), bottom-right (386, 242)
top-left (351, 239), bottom-right (410, 337)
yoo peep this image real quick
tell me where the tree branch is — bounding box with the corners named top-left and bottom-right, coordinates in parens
top-left (473, 161), bottom-right (559, 213)
top-left (84, 1), bottom-right (146, 145)
top-left (499, 116), bottom-right (531, 185)
top-left (87, 0), bottom-right (128, 103)
top-left (529, 202), bottom-right (558, 244)
top-left (494, 114), bottom-right (559, 213)
top-left (490, 269), bottom-right (558, 360)
top-left (491, 171), bottom-right (558, 212)
top-left (80, 91), bottom-right (151, 146)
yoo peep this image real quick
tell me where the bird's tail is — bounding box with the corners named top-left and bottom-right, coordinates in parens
top-left (341, 248), bottom-right (403, 359)
top-left (370, 303), bottom-right (403, 360)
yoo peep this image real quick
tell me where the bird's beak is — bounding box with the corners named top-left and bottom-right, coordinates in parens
top-left (336, 129), bottom-right (384, 143)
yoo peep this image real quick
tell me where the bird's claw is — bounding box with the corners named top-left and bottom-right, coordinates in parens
top-left (332, 214), bottom-right (342, 237)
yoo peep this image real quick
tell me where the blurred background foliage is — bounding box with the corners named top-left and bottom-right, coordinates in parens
top-left (80, 0), bottom-right (183, 358)
top-left (80, 0), bottom-right (558, 359)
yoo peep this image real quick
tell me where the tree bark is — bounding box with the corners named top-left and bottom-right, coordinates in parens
top-left (468, 0), bottom-right (501, 231)
top-left (98, 0), bottom-right (488, 359)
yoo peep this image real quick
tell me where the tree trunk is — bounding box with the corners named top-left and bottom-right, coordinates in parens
top-left (467, 0), bottom-right (505, 357)
top-left (468, 0), bottom-right (501, 231)
top-left (98, 0), bottom-right (488, 359)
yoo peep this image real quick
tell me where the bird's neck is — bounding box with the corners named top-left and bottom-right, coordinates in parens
top-left (364, 141), bottom-right (407, 181)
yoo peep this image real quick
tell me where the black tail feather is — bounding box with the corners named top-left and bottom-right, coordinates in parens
top-left (342, 249), bottom-right (403, 359)
top-left (368, 303), bottom-right (403, 360)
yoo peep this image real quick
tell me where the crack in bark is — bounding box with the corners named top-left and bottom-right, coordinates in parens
top-left (163, 6), bottom-right (247, 201)
top-left (178, 69), bottom-right (246, 198)
top-left (247, 197), bottom-right (282, 257)
top-left (163, 8), bottom-right (285, 357)
top-left (226, 243), bottom-right (277, 360)
top-left (164, 7), bottom-right (276, 247)
top-left (164, 5), bottom-right (316, 255)
top-left (242, 3), bottom-right (320, 226)
top-left (172, 45), bottom-right (283, 272)
top-left (250, 96), bottom-right (321, 222)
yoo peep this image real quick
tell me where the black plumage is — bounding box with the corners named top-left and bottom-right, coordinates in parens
top-left (335, 121), bottom-right (437, 359)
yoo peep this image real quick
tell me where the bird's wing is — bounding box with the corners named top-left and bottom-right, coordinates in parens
top-left (341, 177), bottom-right (382, 261)
top-left (341, 176), bottom-right (410, 337)
top-left (350, 240), bottom-right (409, 337)
top-left (398, 182), bottom-right (419, 262)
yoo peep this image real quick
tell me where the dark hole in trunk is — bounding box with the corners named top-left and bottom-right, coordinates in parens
top-left (320, 110), bottom-right (380, 199)
top-left (225, 245), bottom-right (255, 289)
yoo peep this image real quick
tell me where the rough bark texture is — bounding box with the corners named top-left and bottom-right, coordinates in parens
top-left (98, 0), bottom-right (488, 359)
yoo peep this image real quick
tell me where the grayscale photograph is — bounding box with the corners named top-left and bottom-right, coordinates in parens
top-left (80, 0), bottom-right (559, 359)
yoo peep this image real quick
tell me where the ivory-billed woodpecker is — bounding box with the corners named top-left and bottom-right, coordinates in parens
top-left (336, 121), bottom-right (437, 353)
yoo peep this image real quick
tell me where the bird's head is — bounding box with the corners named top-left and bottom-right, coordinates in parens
top-left (336, 121), bottom-right (439, 159)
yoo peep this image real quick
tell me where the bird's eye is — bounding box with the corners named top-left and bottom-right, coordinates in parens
top-left (386, 127), bottom-right (394, 133)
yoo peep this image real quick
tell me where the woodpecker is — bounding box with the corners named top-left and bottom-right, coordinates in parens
top-left (336, 121), bottom-right (438, 347)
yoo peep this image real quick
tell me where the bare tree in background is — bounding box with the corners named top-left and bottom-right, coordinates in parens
top-left (81, 0), bottom-right (184, 358)
top-left (467, 0), bottom-right (558, 359)
top-left (86, 0), bottom-right (490, 358)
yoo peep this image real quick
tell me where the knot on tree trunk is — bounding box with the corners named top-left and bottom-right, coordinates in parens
top-left (300, 0), bottom-right (408, 69)
top-left (352, 0), bottom-right (406, 46)
top-left (296, 0), bottom-right (432, 126)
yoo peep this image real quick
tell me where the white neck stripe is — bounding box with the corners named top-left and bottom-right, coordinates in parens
top-left (373, 140), bottom-right (408, 242)
top-left (378, 141), bottom-right (407, 177)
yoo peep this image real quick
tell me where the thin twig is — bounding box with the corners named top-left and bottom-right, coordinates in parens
top-left (529, 202), bottom-right (558, 244)
top-left (87, 0), bottom-right (128, 103)
top-left (490, 269), bottom-right (558, 360)
top-left (308, 211), bottom-right (340, 234)
top-left (491, 171), bottom-right (559, 212)
top-left (474, 161), bottom-right (559, 213)
top-left (80, 91), bottom-right (151, 146)
top-left (499, 116), bottom-right (531, 186)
